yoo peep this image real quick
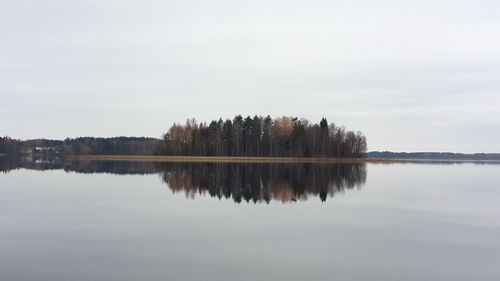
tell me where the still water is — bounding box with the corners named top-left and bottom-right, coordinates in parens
top-left (1, 159), bottom-right (499, 281)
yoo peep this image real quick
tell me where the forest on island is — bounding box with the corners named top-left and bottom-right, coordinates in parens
top-left (156, 115), bottom-right (367, 158)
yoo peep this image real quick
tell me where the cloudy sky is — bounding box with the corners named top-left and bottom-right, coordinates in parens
top-left (1, 0), bottom-right (499, 152)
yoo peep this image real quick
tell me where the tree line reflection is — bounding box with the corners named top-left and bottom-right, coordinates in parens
top-left (157, 162), bottom-right (366, 203)
top-left (1, 156), bottom-right (367, 203)
top-left (0, 156), bottom-right (157, 175)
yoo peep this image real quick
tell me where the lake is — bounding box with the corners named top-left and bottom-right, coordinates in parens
top-left (1, 158), bottom-right (499, 281)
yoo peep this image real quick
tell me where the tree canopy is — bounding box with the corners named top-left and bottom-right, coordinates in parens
top-left (156, 115), bottom-right (367, 158)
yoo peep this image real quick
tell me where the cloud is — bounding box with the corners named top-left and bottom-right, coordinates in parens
top-left (1, 0), bottom-right (499, 152)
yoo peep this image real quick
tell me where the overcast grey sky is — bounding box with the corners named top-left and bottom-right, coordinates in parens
top-left (1, 0), bottom-right (499, 152)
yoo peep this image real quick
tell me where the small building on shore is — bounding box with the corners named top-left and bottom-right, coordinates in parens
top-left (34, 146), bottom-right (61, 154)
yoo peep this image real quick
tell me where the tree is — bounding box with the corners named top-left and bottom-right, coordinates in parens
top-left (158, 115), bottom-right (367, 158)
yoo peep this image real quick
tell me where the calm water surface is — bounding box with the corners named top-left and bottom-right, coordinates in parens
top-left (0, 159), bottom-right (499, 281)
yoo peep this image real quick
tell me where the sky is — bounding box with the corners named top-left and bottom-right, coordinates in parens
top-left (1, 0), bottom-right (499, 153)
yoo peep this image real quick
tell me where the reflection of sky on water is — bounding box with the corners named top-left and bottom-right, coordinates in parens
top-left (0, 162), bottom-right (499, 280)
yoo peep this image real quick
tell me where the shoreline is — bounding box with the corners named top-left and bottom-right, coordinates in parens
top-left (5, 153), bottom-right (499, 163)
top-left (68, 155), bottom-right (398, 163)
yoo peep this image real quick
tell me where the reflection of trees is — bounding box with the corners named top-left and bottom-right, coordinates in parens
top-left (0, 156), bottom-right (20, 173)
top-left (0, 157), bottom-right (157, 175)
top-left (59, 160), bottom-right (157, 175)
top-left (156, 163), bottom-right (367, 203)
top-left (1, 157), bottom-right (367, 203)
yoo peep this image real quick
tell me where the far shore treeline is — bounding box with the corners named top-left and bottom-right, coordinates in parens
top-left (0, 137), bottom-right (160, 156)
top-left (0, 115), bottom-right (367, 158)
top-left (157, 115), bottom-right (367, 158)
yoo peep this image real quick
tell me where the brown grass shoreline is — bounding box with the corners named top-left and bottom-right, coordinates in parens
top-left (68, 155), bottom-right (398, 163)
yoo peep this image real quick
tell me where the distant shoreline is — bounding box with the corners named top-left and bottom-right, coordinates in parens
top-left (5, 153), bottom-right (499, 163)
top-left (68, 155), bottom-right (396, 163)
top-left (367, 151), bottom-right (500, 161)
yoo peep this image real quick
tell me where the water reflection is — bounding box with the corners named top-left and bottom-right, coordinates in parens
top-left (0, 156), bottom-right (157, 175)
top-left (157, 162), bottom-right (366, 203)
top-left (0, 157), bottom-right (367, 203)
